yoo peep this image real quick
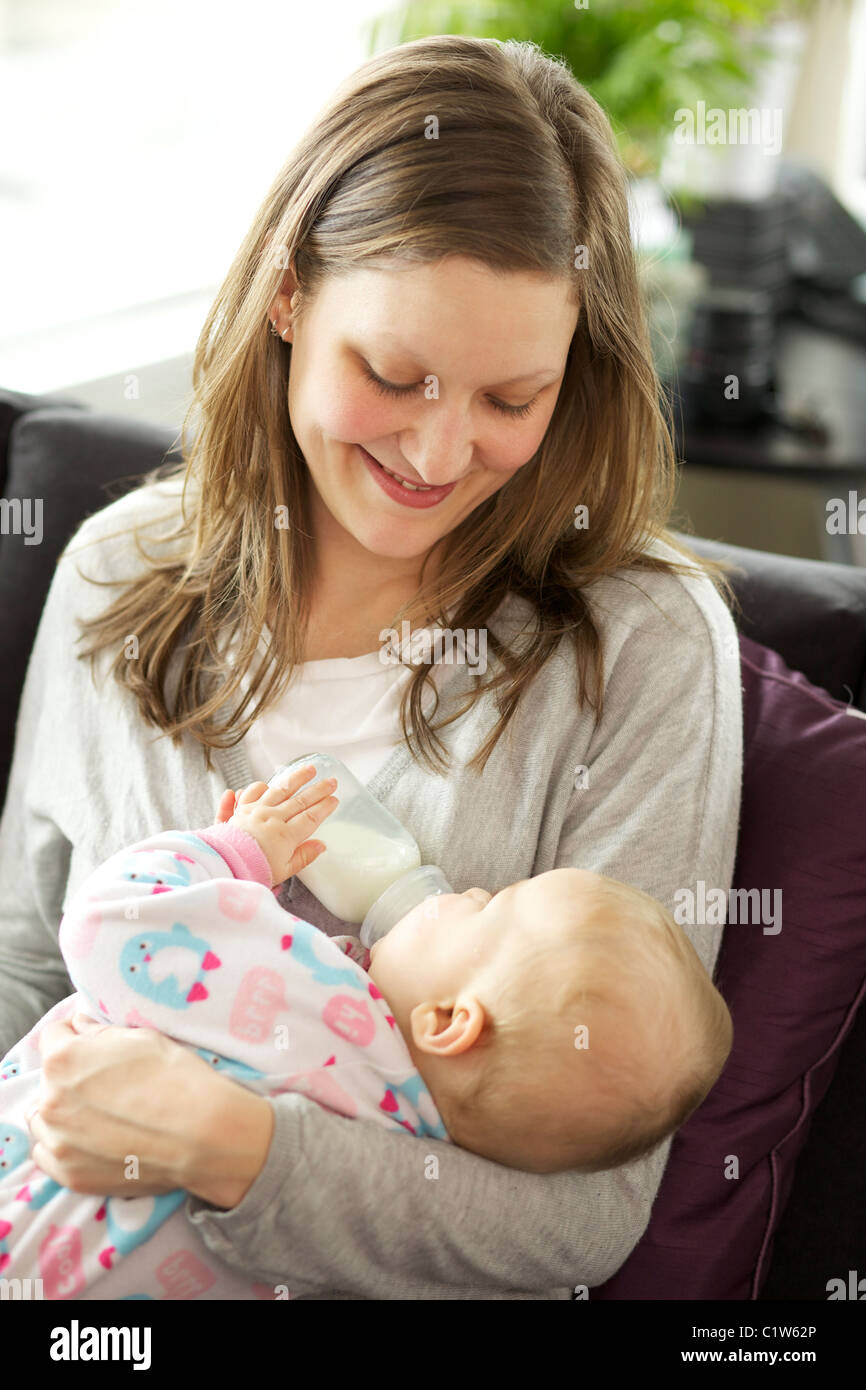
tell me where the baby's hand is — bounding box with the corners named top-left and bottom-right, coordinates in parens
top-left (225, 766), bottom-right (338, 886)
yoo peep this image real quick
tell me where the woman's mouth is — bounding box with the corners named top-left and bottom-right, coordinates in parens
top-left (358, 445), bottom-right (457, 509)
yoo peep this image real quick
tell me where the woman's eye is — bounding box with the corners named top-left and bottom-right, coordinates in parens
top-left (490, 397), bottom-right (536, 419)
top-left (362, 362), bottom-right (415, 399)
top-left (361, 361), bottom-right (537, 419)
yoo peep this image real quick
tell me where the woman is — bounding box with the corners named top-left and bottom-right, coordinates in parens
top-left (0, 34), bottom-right (742, 1299)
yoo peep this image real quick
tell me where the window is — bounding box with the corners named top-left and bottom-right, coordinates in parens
top-left (0, 0), bottom-right (383, 394)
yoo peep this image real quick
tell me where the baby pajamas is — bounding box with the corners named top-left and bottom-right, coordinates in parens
top-left (0, 824), bottom-right (448, 1299)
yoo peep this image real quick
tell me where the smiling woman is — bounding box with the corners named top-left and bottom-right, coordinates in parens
top-left (270, 256), bottom-right (580, 569)
top-left (0, 33), bottom-right (742, 1302)
top-left (66, 28), bottom-right (734, 762)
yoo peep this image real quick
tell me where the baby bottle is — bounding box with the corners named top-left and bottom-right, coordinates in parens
top-left (267, 753), bottom-right (452, 946)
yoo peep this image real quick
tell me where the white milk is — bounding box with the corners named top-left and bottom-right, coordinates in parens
top-left (297, 819), bottom-right (422, 923)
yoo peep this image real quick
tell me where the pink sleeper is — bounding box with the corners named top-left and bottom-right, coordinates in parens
top-left (0, 824), bottom-right (448, 1300)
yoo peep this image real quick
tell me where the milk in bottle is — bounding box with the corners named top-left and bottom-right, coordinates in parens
top-left (267, 752), bottom-right (422, 924)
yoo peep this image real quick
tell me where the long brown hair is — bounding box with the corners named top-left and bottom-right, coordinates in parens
top-left (73, 34), bottom-right (735, 775)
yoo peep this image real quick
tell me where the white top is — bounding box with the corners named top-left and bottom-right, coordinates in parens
top-left (239, 624), bottom-right (448, 788)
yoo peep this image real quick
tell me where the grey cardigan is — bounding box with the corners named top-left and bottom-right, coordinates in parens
top-left (0, 479), bottom-right (743, 1299)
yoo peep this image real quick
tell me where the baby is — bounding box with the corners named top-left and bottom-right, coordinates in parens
top-left (374, 861), bottom-right (733, 1177)
top-left (0, 766), bottom-right (731, 1299)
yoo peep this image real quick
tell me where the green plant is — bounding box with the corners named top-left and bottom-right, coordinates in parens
top-left (362, 0), bottom-right (813, 175)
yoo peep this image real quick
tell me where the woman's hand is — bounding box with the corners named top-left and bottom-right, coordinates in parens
top-left (222, 766), bottom-right (339, 886)
top-left (30, 1014), bottom-right (274, 1210)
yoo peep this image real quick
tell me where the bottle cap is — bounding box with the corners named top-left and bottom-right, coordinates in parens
top-left (360, 865), bottom-right (454, 948)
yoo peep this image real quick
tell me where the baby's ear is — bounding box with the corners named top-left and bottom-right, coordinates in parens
top-left (409, 999), bottom-right (486, 1056)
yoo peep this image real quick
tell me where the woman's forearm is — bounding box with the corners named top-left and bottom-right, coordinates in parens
top-left (185, 1090), bottom-right (666, 1297)
top-left (184, 1075), bottom-right (275, 1210)
top-left (28, 1012), bottom-right (276, 1202)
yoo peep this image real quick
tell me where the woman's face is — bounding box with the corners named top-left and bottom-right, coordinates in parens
top-left (274, 256), bottom-right (579, 565)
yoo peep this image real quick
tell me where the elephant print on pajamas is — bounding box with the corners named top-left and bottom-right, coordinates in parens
top-left (193, 1048), bottom-right (264, 1084)
top-left (0, 1219), bottom-right (12, 1272)
top-left (119, 922), bottom-right (222, 1009)
top-left (287, 918), bottom-right (367, 992)
top-left (380, 1073), bottom-right (449, 1141)
top-left (121, 850), bottom-right (196, 890)
top-left (0, 1054), bottom-right (21, 1082)
top-left (96, 1192), bottom-right (187, 1270)
top-left (17, 1174), bottom-right (63, 1209)
top-left (0, 1123), bottom-right (30, 1177)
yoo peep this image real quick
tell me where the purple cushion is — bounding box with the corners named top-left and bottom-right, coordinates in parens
top-left (592, 634), bottom-right (866, 1300)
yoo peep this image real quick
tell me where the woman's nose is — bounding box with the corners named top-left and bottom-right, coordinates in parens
top-left (400, 417), bottom-right (475, 486)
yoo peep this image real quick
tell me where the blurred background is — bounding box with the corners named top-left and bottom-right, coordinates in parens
top-left (2, 0), bottom-right (865, 562)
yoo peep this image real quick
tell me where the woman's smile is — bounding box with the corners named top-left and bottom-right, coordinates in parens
top-left (357, 444), bottom-right (459, 509)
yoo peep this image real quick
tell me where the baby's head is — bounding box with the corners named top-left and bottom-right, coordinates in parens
top-left (367, 868), bottom-right (732, 1173)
